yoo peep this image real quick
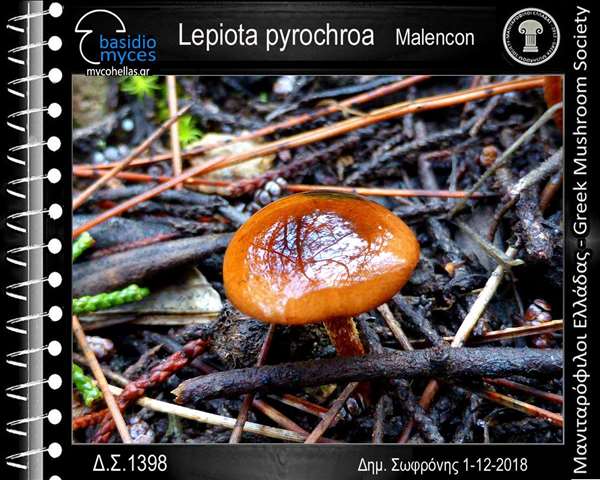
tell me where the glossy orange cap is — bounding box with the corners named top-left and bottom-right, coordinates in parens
top-left (223, 192), bottom-right (419, 325)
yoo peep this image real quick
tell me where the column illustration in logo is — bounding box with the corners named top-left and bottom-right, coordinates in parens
top-left (503, 8), bottom-right (559, 66)
top-left (518, 19), bottom-right (543, 53)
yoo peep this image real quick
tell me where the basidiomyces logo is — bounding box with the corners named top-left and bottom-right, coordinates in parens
top-left (503, 8), bottom-right (560, 66)
top-left (75, 9), bottom-right (157, 65)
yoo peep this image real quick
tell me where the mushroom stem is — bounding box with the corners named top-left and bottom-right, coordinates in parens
top-left (323, 317), bottom-right (371, 405)
top-left (323, 317), bottom-right (365, 357)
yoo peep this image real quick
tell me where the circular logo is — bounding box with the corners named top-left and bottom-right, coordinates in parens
top-left (503, 8), bottom-right (560, 65)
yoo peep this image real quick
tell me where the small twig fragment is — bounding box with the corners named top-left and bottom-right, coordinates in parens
top-left (166, 76), bottom-right (183, 189)
top-left (73, 104), bottom-right (191, 210)
top-left (72, 315), bottom-right (132, 443)
top-left (304, 383), bottom-right (359, 444)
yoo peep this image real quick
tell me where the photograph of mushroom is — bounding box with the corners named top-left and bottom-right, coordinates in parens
top-left (72, 75), bottom-right (563, 444)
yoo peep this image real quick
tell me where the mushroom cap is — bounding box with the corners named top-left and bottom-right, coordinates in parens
top-left (223, 192), bottom-right (419, 325)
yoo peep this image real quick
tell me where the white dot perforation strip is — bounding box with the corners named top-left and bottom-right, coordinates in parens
top-left (7, 307), bottom-right (64, 335)
top-left (6, 203), bottom-right (63, 234)
top-left (6, 238), bottom-right (63, 267)
top-left (6, 409), bottom-right (62, 437)
top-left (5, 2), bottom-right (64, 473)
top-left (7, 341), bottom-right (62, 369)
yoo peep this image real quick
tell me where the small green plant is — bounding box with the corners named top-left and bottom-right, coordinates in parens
top-left (120, 75), bottom-right (161, 100)
top-left (73, 284), bottom-right (150, 314)
top-left (177, 115), bottom-right (203, 146)
top-left (72, 363), bottom-right (102, 407)
top-left (155, 80), bottom-right (202, 147)
top-left (120, 76), bottom-right (201, 146)
top-left (72, 232), bottom-right (95, 262)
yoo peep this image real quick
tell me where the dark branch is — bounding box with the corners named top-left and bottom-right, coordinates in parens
top-left (73, 234), bottom-right (231, 296)
top-left (173, 347), bottom-right (561, 403)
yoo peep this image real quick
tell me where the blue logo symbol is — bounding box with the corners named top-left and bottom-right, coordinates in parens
top-left (75, 9), bottom-right (157, 65)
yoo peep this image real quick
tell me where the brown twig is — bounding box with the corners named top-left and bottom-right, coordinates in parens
top-left (93, 338), bottom-right (208, 443)
top-left (73, 167), bottom-right (490, 200)
top-left (488, 197), bottom-right (518, 242)
top-left (508, 148), bottom-right (563, 198)
top-left (483, 378), bottom-right (563, 405)
top-left (73, 409), bottom-right (108, 431)
top-left (378, 303), bottom-right (412, 351)
top-left (487, 148), bottom-right (563, 243)
top-left (249, 398), bottom-right (330, 441)
top-left (229, 324), bottom-right (276, 443)
top-left (72, 352), bottom-right (129, 384)
top-left (407, 319), bottom-right (563, 347)
top-left (71, 354), bottom-right (130, 431)
top-left (269, 394), bottom-right (328, 418)
top-left (73, 166), bottom-right (229, 189)
top-left (166, 76), bottom-right (183, 189)
top-left (72, 315), bottom-right (132, 443)
top-left (377, 304), bottom-right (439, 441)
top-left (379, 301), bottom-right (445, 442)
top-left (456, 220), bottom-right (523, 269)
top-left (89, 232), bottom-right (179, 259)
top-left (73, 345), bottom-right (206, 431)
top-left (73, 234), bottom-right (231, 297)
top-left (72, 104), bottom-right (191, 210)
top-left (191, 358), bottom-right (318, 439)
top-left (371, 394), bottom-right (389, 443)
top-left (304, 383), bottom-right (359, 443)
top-left (73, 353), bottom-right (333, 441)
top-left (469, 94), bottom-right (502, 137)
top-left (75, 75), bottom-right (431, 172)
top-left (461, 384), bottom-right (563, 427)
top-left (286, 184), bottom-right (491, 199)
top-left (448, 102), bottom-right (562, 218)
top-left (454, 247), bottom-right (519, 347)
top-left (461, 75), bottom-right (486, 119)
top-left (191, 359), bottom-right (335, 442)
top-left (398, 246), bottom-right (519, 443)
top-left (173, 347), bottom-right (561, 403)
top-left (73, 77), bottom-right (546, 238)
top-left (106, 384), bottom-right (309, 442)
top-left (123, 344), bottom-right (163, 379)
top-left (393, 294), bottom-right (443, 346)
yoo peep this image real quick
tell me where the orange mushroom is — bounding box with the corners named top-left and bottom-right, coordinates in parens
top-left (223, 191), bottom-right (420, 361)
